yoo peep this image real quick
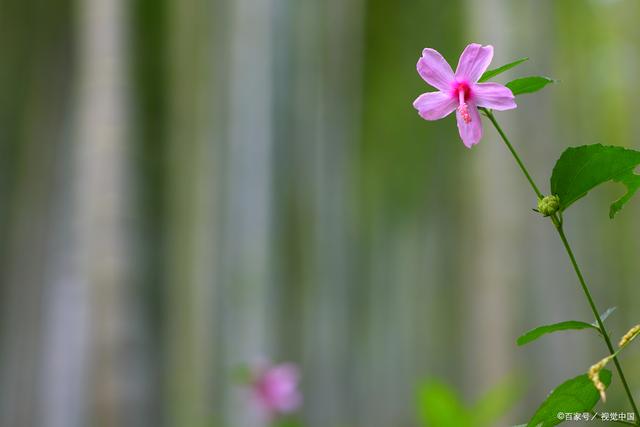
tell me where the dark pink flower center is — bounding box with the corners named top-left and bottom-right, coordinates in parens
top-left (452, 81), bottom-right (472, 102)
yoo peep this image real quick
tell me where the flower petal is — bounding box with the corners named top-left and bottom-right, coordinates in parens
top-left (413, 91), bottom-right (457, 121)
top-left (417, 48), bottom-right (455, 91)
top-left (473, 82), bottom-right (517, 110)
top-left (456, 102), bottom-right (482, 148)
top-left (455, 43), bottom-right (494, 83)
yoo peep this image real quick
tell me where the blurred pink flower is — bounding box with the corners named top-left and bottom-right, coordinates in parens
top-left (251, 362), bottom-right (302, 419)
top-left (413, 43), bottom-right (516, 148)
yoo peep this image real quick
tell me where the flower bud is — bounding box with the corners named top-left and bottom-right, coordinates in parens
top-left (537, 195), bottom-right (560, 217)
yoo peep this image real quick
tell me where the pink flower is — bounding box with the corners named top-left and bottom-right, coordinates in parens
top-left (413, 43), bottom-right (516, 148)
top-left (251, 362), bottom-right (302, 419)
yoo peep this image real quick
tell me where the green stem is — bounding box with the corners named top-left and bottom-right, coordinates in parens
top-left (482, 108), bottom-right (640, 423)
top-left (555, 222), bottom-right (640, 421)
top-left (483, 109), bottom-right (543, 199)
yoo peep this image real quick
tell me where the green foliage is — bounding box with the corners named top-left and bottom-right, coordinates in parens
top-left (517, 308), bottom-right (616, 346)
top-left (506, 76), bottom-right (553, 95)
top-left (418, 378), bottom-right (521, 427)
top-left (526, 370), bottom-right (611, 427)
top-left (471, 377), bottom-right (523, 427)
top-left (418, 382), bottom-right (468, 427)
top-left (479, 57), bottom-right (529, 83)
top-left (273, 418), bottom-right (305, 427)
top-left (550, 144), bottom-right (640, 218)
top-left (517, 321), bottom-right (597, 346)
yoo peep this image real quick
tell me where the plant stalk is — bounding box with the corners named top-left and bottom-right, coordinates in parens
top-left (484, 110), bottom-right (543, 199)
top-left (555, 221), bottom-right (640, 421)
top-left (483, 108), bottom-right (640, 422)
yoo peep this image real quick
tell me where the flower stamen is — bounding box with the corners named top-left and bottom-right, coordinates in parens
top-left (458, 103), bottom-right (471, 124)
top-left (458, 91), bottom-right (471, 124)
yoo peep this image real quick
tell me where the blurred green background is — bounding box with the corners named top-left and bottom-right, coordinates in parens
top-left (1, 0), bottom-right (640, 426)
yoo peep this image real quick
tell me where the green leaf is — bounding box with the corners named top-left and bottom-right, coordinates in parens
top-left (609, 170), bottom-right (640, 218)
top-left (479, 57), bottom-right (529, 83)
top-left (471, 376), bottom-right (523, 427)
top-left (418, 378), bottom-right (521, 427)
top-left (527, 370), bottom-right (612, 427)
top-left (418, 382), bottom-right (470, 427)
top-left (550, 144), bottom-right (640, 217)
top-left (506, 76), bottom-right (553, 95)
top-left (517, 321), bottom-right (598, 346)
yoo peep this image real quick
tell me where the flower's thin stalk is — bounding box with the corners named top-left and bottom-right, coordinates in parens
top-left (482, 108), bottom-right (640, 423)
top-left (482, 109), bottom-right (543, 199)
